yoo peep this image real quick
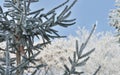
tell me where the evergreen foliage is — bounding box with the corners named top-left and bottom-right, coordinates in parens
top-left (0, 0), bottom-right (114, 75)
top-left (0, 0), bottom-right (77, 75)
top-left (63, 25), bottom-right (101, 75)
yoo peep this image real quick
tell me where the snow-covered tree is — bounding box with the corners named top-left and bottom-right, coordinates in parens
top-left (109, 0), bottom-right (120, 31)
top-left (35, 27), bottom-right (120, 75)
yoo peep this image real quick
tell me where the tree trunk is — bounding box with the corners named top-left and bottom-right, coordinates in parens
top-left (16, 0), bottom-right (21, 75)
top-left (16, 37), bottom-right (25, 75)
top-left (15, 35), bottom-right (21, 75)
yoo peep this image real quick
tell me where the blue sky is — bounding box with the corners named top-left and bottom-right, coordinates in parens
top-left (56, 0), bottom-right (116, 36)
top-left (0, 0), bottom-right (116, 36)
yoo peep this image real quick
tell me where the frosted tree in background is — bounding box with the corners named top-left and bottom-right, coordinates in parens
top-left (109, 0), bottom-right (120, 44)
top-left (37, 27), bottom-right (120, 75)
top-left (109, 0), bottom-right (120, 31)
